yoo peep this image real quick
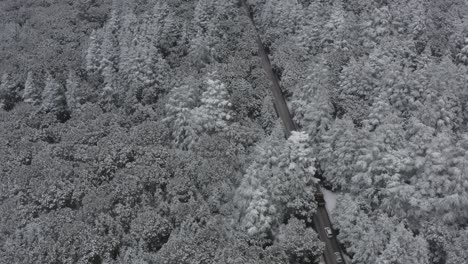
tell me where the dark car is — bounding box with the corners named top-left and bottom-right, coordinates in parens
top-left (314, 192), bottom-right (325, 207)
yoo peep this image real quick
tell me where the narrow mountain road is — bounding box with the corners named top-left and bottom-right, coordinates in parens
top-left (239, 0), bottom-right (295, 138)
top-left (240, 1), bottom-right (346, 263)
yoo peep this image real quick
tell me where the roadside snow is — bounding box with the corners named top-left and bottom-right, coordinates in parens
top-left (320, 187), bottom-right (337, 221)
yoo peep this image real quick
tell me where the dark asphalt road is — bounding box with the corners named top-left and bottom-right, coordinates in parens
top-left (240, 0), bottom-right (295, 138)
top-left (240, 1), bottom-right (345, 263)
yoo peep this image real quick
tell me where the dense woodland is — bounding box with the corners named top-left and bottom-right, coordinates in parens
top-left (1, 0), bottom-right (467, 263)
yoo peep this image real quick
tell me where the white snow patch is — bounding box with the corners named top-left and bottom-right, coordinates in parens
top-left (320, 187), bottom-right (337, 220)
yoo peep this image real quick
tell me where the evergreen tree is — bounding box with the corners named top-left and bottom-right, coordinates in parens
top-left (151, 3), bottom-right (178, 56)
top-left (100, 3), bottom-right (122, 104)
top-left (188, 0), bottom-right (230, 68)
top-left (101, 34), bottom-right (119, 106)
top-left (456, 37), bottom-right (468, 65)
top-left (0, 73), bottom-right (19, 111)
top-left (23, 71), bottom-right (41, 105)
top-left (234, 130), bottom-right (317, 238)
top-left (236, 172), bottom-right (275, 237)
top-left (258, 0), bottom-right (304, 46)
top-left (376, 223), bottom-right (429, 264)
top-left (117, 9), bottom-right (138, 82)
top-left (318, 117), bottom-right (363, 189)
top-left (193, 72), bottom-right (233, 132)
top-left (41, 73), bottom-right (67, 114)
top-left (322, 0), bottom-right (348, 51)
top-left (294, 1), bottom-right (328, 56)
top-left (65, 70), bottom-right (81, 112)
top-left (193, 0), bottom-right (212, 31)
top-left (163, 79), bottom-right (201, 150)
top-left (85, 29), bottom-right (104, 73)
top-left (187, 34), bottom-right (212, 69)
top-left (413, 57), bottom-right (464, 131)
top-left (447, 228), bottom-right (468, 264)
top-left (267, 217), bottom-right (324, 264)
top-left (410, 131), bottom-right (468, 224)
top-left (99, 78), bottom-right (119, 112)
top-left (123, 28), bottom-right (154, 108)
top-left (333, 195), bottom-right (429, 264)
top-left (258, 95), bottom-right (278, 134)
top-left (139, 50), bottom-right (170, 105)
top-left (127, 25), bottom-right (169, 106)
top-left (291, 59), bottom-right (334, 141)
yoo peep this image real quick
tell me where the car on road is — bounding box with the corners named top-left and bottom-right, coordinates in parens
top-left (334, 252), bottom-right (343, 263)
top-left (314, 193), bottom-right (325, 207)
top-left (324, 227), bottom-right (333, 238)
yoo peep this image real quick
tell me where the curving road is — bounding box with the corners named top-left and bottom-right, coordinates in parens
top-left (240, 1), bottom-right (346, 263)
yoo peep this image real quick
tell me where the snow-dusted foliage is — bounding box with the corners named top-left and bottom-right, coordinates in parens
top-left (65, 70), bottom-right (81, 112)
top-left (85, 1), bottom-right (175, 111)
top-left (164, 73), bottom-right (232, 150)
top-left (163, 82), bottom-right (200, 150)
top-left (268, 217), bottom-right (324, 263)
top-left (290, 58), bottom-right (334, 140)
top-left (3, 0), bottom-right (468, 263)
top-left (332, 195), bottom-right (429, 264)
top-left (86, 29), bottom-right (104, 73)
top-left (234, 130), bottom-right (317, 237)
top-left (188, 0), bottom-right (231, 68)
top-left (456, 37), bottom-right (468, 65)
top-left (258, 0), bottom-right (304, 46)
top-left (23, 71), bottom-right (41, 105)
top-left (194, 72), bottom-right (233, 131)
top-left (41, 73), bottom-right (66, 114)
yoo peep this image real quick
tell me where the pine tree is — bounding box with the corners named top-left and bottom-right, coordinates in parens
top-left (65, 70), bottom-right (81, 112)
top-left (234, 130), bottom-right (317, 237)
top-left (376, 223), bottom-right (429, 264)
top-left (456, 37), bottom-right (468, 65)
top-left (0, 73), bottom-right (19, 111)
top-left (322, 0), bottom-right (347, 50)
top-left (126, 20), bottom-right (170, 107)
top-left (100, 4), bottom-right (122, 104)
top-left (294, 1), bottom-right (326, 55)
top-left (237, 174), bottom-right (276, 237)
top-left (101, 33), bottom-right (119, 105)
top-left (291, 59), bottom-right (334, 141)
top-left (258, 95), bottom-right (278, 134)
top-left (188, 0), bottom-right (228, 68)
top-left (359, 5), bottom-right (392, 50)
top-left (99, 77), bottom-right (118, 112)
top-left (85, 29), bottom-right (104, 73)
top-left (123, 30), bottom-right (152, 108)
top-left (259, 0), bottom-right (304, 46)
top-left (163, 80), bottom-right (201, 150)
top-left (268, 217), bottom-right (324, 263)
top-left (187, 34), bottom-right (212, 69)
top-left (41, 73), bottom-right (66, 114)
top-left (139, 50), bottom-right (170, 105)
top-left (117, 9), bottom-right (138, 81)
top-left (193, 72), bottom-right (232, 132)
top-left (23, 71), bottom-right (41, 105)
top-left (447, 228), bottom-right (468, 264)
top-left (318, 118), bottom-right (362, 189)
top-left (410, 131), bottom-right (468, 224)
top-left (193, 0), bottom-right (217, 35)
top-left (152, 3), bottom-right (178, 55)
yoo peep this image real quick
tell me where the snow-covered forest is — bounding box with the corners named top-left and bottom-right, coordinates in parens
top-left (1, 0), bottom-right (467, 263)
